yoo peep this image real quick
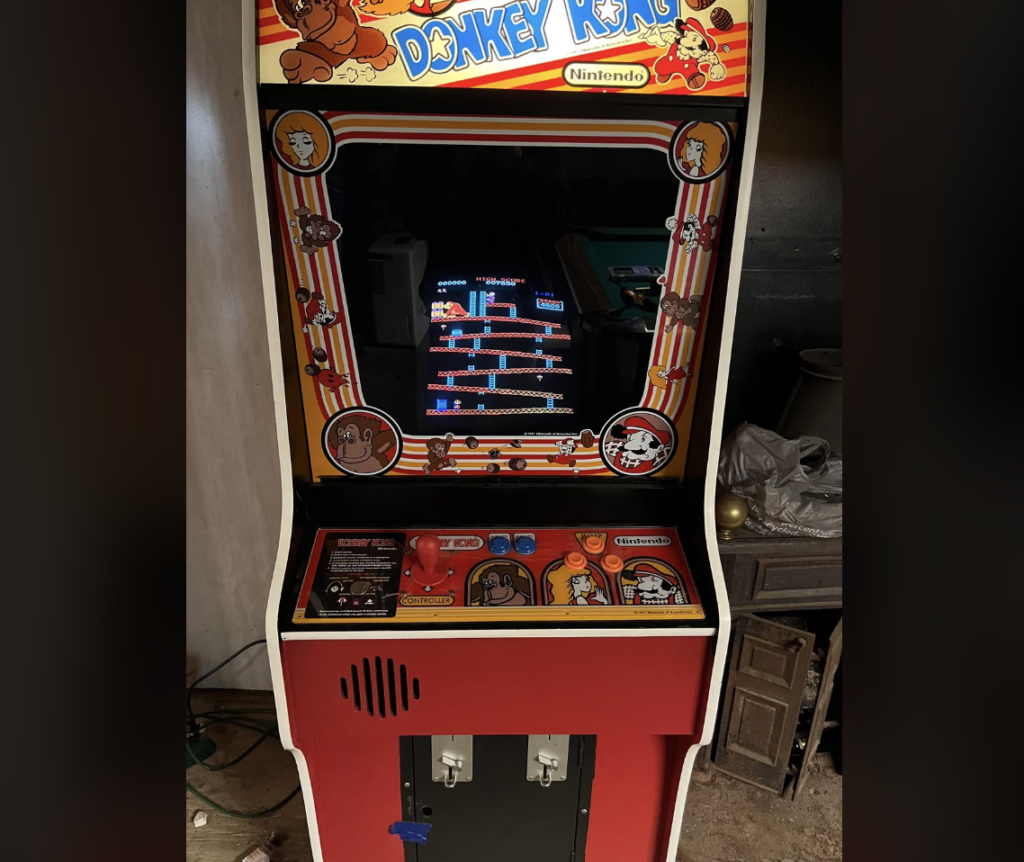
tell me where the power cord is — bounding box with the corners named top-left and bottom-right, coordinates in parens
top-left (186, 639), bottom-right (301, 818)
top-left (186, 638), bottom-right (267, 726)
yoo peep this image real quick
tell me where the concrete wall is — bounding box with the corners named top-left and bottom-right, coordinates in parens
top-left (723, 0), bottom-right (843, 435)
top-left (186, 0), bottom-right (279, 690)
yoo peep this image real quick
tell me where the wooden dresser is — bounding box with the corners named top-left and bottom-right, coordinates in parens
top-left (702, 531), bottom-right (842, 799)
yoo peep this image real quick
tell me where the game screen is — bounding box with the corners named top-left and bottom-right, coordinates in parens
top-left (419, 270), bottom-right (579, 436)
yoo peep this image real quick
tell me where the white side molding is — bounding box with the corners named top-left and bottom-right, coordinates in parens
top-left (662, 1), bottom-right (769, 859)
top-left (240, 4), bottom-right (325, 861)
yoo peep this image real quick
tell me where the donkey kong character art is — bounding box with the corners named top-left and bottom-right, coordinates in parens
top-left (290, 207), bottom-right (341, 255)
top-left (659, 293), bottom-right (702, 334)
top-left (423, 433), bottom-right (457, 474)
top-left (326, 413), bottom-right (398, 474)
top-left (274, 0), bottom-right (398, 85)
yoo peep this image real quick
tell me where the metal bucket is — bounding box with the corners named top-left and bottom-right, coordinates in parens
top-left (777, 348), bottom-right (842, 453)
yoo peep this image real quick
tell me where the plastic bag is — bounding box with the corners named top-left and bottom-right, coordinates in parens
top-left (718, 423), bottom-right (842, 538)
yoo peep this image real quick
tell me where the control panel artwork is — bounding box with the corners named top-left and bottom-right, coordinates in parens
top-left (293, 527), bottom-right (704, 624)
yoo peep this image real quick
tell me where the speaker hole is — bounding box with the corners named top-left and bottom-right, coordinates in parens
top-left (386, 658), bottom-right (398, 717)
top-left (374, 656), bottom-right (387, 719)
top-left (351, 665), bottom-right (361, 711)
top-left (363, 657), bottom-right (374, 716)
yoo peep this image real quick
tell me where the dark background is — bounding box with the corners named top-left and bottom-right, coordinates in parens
top-left (722, 0), bottom-right (842, 436)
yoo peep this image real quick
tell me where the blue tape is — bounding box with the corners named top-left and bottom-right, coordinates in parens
top-left (389, 821), bottom-right (433, 844)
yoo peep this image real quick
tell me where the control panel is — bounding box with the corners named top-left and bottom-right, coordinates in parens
top-left (292, 528), bottom-right (704, 625)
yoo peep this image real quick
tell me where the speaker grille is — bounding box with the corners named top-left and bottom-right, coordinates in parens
top-left (341, 659), bottom-right (419, 718)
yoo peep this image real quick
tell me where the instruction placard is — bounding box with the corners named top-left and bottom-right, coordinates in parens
top-left (300, 532), bottom-right (406, 620)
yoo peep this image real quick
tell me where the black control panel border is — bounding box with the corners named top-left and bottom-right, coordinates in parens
top-left (278, 479), bottom-right (720, 633)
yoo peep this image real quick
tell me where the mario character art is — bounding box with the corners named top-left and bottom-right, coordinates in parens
top-left (648, 364), bottom-right (691, 390)
top-left (304, 363), bottom-right (350, 393)
top-left (653, 18), bottom-right (726, 90)
top-left (273, 0), bottom-right (398, 85)
top-left (606, 415), bottom-right (672, 474)
top-left (666, 213), bottom-right (718, 255)
top-left (300, 292), bottom-right (343, 333)
top-left (548, 438), bottom-right (578, 467)
top-left (290, 207), bottom-right (342, 255)
top-left (621, 564), bottom-right (682, 605)
top-left (546, 429), bottom-right (595, 468)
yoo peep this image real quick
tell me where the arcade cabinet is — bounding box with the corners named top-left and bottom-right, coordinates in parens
top-left (245, 1), bottom-right (766, 860)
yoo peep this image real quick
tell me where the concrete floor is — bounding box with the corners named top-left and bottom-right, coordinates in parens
top-left (186, 690), bottom-right (841, 861)
top-left (679, 757), bottom-right (842, 862)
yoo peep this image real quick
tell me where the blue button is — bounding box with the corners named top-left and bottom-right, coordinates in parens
top-left (514, 535), bottom-right (536, 555)
top-left (489, 535), bottom-right (511, 555)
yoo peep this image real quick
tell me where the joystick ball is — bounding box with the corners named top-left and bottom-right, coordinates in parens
top-left (417, 534), bottom-right (441, 575)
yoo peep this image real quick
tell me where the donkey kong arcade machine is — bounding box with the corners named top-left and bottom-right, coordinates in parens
top-left (246, 1), bottom-right (765, 860)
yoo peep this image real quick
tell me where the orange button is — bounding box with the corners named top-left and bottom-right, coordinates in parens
top-left (564, 551), bottom-right (588, 570)
top-left (583, 535), bottom-right (606, 554)
top-left (602, 554), bottom-right (624, 573)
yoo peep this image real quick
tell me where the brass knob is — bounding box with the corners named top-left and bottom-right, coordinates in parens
top-left (715, 493), bottom-right (748, 540)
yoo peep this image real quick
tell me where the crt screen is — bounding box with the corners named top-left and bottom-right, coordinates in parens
top-left (419, 270), bottom-right (579, 436)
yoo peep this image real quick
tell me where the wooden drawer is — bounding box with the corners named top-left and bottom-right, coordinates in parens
top-left (720, 538), bottom-right (842, 611)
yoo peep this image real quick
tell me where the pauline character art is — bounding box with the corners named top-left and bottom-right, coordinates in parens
top-left (648, 364), bottom-right (691, 390)
top-left (275, 115), bottom-right (330, 170)
top-left (674, 122), bottom-right (728, 180)
top-left (546, 563), bottom-right (610, 606)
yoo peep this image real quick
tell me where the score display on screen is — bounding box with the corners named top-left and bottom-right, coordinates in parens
top-left (425, 275), bottom-right (575, 424)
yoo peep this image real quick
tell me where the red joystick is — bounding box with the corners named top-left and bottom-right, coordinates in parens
top-left (411, 533), bottom-right (446, 587)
